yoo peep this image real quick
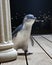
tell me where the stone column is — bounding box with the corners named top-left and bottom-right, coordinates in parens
top-left (0, 0), bottom-right (17, 62)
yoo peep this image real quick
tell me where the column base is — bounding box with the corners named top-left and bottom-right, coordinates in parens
top-left (0, 48), bottom-right (17, 62)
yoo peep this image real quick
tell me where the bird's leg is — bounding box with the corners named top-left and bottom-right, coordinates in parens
top-left (0, 63), bottom-right (1, 65)
top-left (24, 50), bottom-right (29, 65)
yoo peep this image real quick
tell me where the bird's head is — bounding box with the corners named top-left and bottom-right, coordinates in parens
top-left (23, 14), bottom-right (36, 26)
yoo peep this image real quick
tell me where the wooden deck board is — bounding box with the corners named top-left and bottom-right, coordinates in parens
top-left (33, 35), bottom-right (52, 58)
top-left (1, 35), bottom-right (52, 65)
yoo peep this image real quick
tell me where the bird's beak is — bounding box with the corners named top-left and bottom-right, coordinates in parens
top-left (32, 17), bottom-right (37, 21)
top-left (34, 17), bottom-right (37, 20)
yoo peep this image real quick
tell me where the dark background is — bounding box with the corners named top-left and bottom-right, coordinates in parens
top-left (10, 0), bottom-right (52, 35)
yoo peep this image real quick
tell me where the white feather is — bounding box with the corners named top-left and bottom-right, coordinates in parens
top-left (12, 15), bottom-right (35, 51)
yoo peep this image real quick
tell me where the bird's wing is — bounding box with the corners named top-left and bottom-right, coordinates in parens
top-left (12, 24), bottom-right (23, 38)
top-left (30, 36), bottom-right (34, 46)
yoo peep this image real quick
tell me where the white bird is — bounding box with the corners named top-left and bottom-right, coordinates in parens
top-left (12, 14), bottom-right (36, 65)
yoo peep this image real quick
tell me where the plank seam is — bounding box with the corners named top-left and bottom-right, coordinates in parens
top-left (32, 36), bottom-right (52, 59)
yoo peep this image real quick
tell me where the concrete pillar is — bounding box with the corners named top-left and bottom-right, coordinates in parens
top-left (0, 0), bottom-right (17, 62)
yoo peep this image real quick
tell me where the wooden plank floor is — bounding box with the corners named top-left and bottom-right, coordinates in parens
top-left (33, 35), bottom-right (52, 58)
top-left (41, 35), bottom-right (52, 43)
top-left (1, 35), bottom-right (52, 65)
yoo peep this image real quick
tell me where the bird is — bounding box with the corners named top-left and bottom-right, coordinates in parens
top-left (12, 14), bottom-right (36, 65)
